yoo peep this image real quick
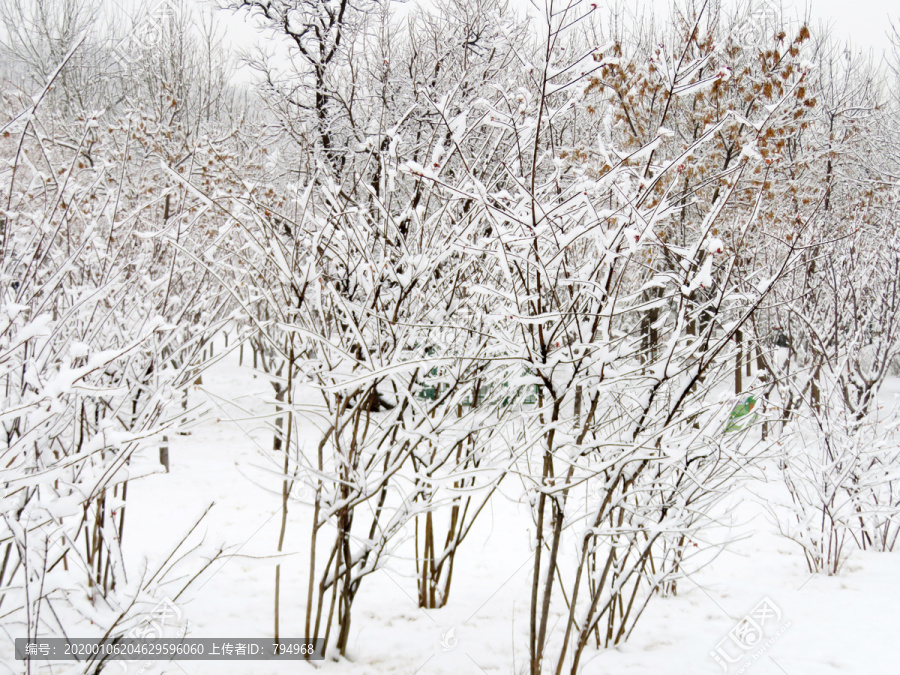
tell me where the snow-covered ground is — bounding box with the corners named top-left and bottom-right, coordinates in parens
top-left (124, 345), bottom-right (900, 674)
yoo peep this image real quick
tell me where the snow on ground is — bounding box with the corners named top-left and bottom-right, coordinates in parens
top-left (124, 343), bottom-right (900, 674)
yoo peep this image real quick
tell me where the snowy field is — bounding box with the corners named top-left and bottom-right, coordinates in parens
top-left (119, 346), bottom-right (900, 675)
top-left (4, 0), bottom-right (900, 673)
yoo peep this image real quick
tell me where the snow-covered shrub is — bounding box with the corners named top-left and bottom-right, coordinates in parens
top-left (767, 201), bottom-right (900, 574)
top-left (775, 398), bottom-right (900, 574)
top-left (0, 36), bottom-right (238, 665)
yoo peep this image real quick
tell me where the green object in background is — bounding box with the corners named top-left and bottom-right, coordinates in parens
top-left (420, 370), bottom-right (539, 407)
top-left (415, 347), bottom-right (541, 406)
top-left (725, 394), bottom-right (757, 433)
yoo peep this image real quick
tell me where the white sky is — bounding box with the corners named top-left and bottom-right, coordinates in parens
top-left (790, 0), bottom-right (895, 53)
top-left (215, 0), bottom-right (898, 79)
top-left (593, 0), bottom-right (897, 53)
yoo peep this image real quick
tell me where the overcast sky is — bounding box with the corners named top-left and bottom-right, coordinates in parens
top-left (628, 0), bottom-right (896, 54)
top-left (217, 0), bottom-right (898, 74)
top-left (798, 0), bottom-right (895, 53)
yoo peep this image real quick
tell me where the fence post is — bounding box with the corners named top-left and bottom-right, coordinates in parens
top-left (160, 435), bottom-right (169, 473)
